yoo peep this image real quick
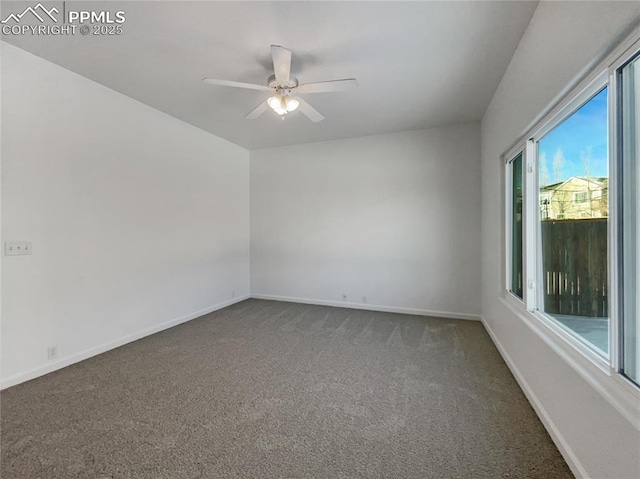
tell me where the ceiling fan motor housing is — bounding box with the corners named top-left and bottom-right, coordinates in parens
top-left (267, 74), bottom-right (298, 92)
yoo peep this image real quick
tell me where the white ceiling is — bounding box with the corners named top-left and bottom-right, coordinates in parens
top-left (3, 1), bottom-right (538, 149)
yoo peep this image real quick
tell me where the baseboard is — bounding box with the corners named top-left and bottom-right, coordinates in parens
top-left (480, 316), bottom-right (588, 479)
top-left (250, 293), bottom-right (481, 321)
top-left (0, 294), bottom-right (250, 390)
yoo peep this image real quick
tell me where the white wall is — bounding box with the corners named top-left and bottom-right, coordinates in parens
top-left (1, 43), bottom-right (250, 387)
top-left (481, 3), bottom-right (640, 478)
top-left (251, 125), bottom-right (481, 319)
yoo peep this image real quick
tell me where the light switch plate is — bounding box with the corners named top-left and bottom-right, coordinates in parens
top-left (5, 241), bottom-right (32, 256)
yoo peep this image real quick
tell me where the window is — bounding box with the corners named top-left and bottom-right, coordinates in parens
top-left (536, 88), bottom-right (609, 356)
top-left (620, 52), bottom-right (640, 385)
top-left (573, 191), bottom-right (589, 203)
top-left (503, 30), bottom-right (640, 394)
top-left (508, 152), bottom-right (524, 299)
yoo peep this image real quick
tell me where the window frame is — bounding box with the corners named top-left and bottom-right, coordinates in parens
top-left (505, 147), bottom-right (526, 304)
top-left (529, 74), bottom-right (610, 362)
top-left (612, 45), bottom-right (640, 387)
top-left (501, 25), bottom-right (640, 414)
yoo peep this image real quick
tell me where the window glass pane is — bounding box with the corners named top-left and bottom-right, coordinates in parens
top-left (621, 55), bottom-right (640, 384)
top-left (538, 88), bottom-right (609, 356)
top-left (510, 153), bottom-right (524, 299)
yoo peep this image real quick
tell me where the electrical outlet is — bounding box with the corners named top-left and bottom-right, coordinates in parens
top-left (342, 293), bottom-right (347, 301)
top-left (47, 345), bottom-right (58, 361)
top-left (5, 241), bottom-right (32, 256)
top-left (362, 295), bottom-right (367, 303)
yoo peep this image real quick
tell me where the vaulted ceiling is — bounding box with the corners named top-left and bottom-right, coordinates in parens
top-left (3, 1), bottom-right (538, 149)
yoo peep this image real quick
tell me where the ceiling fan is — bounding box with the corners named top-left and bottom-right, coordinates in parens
top-left (203, 45), bottom-right (358, 122)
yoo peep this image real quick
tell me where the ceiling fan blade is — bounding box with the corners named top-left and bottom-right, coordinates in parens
top-left (297, 98), bottom-right (324, 123)
top-left (271, 45), bottom-right (292, 84)
top-left (245, 101), bottom-right (269, 120)
top-left (296, 79), bottom-right (358, 94)
top-left (203, 78), bottom-right (272, 92)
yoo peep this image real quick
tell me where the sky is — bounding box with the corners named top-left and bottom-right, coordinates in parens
top-left (538, 87), bottom-right (608, 186)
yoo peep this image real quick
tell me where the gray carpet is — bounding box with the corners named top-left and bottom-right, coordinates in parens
top-left (1, 299), bottom-right (572, 478)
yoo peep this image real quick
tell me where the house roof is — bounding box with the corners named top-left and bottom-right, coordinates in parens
top-left (540, 176), bottom-right (608, 192)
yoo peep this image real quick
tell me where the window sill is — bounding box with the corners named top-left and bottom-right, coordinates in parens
top-left (530, 309), bottom-right (609, 372)
top-left (498, 295), bottom-right (640, 431)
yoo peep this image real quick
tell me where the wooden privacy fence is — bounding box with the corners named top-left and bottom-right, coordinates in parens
top-left (542, 218), bottom-right (608, 318)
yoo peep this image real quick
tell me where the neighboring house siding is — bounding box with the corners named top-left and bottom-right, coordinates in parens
top-left (540, 176), bottom-right (608, 220)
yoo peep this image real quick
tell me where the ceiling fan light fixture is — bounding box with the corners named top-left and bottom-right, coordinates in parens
top-left (267, 95), bottom-right (283, 111)
top-left (285, 97), bottom-right (299, 112)
top-left (267, 94), bottom-right (298, 116)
